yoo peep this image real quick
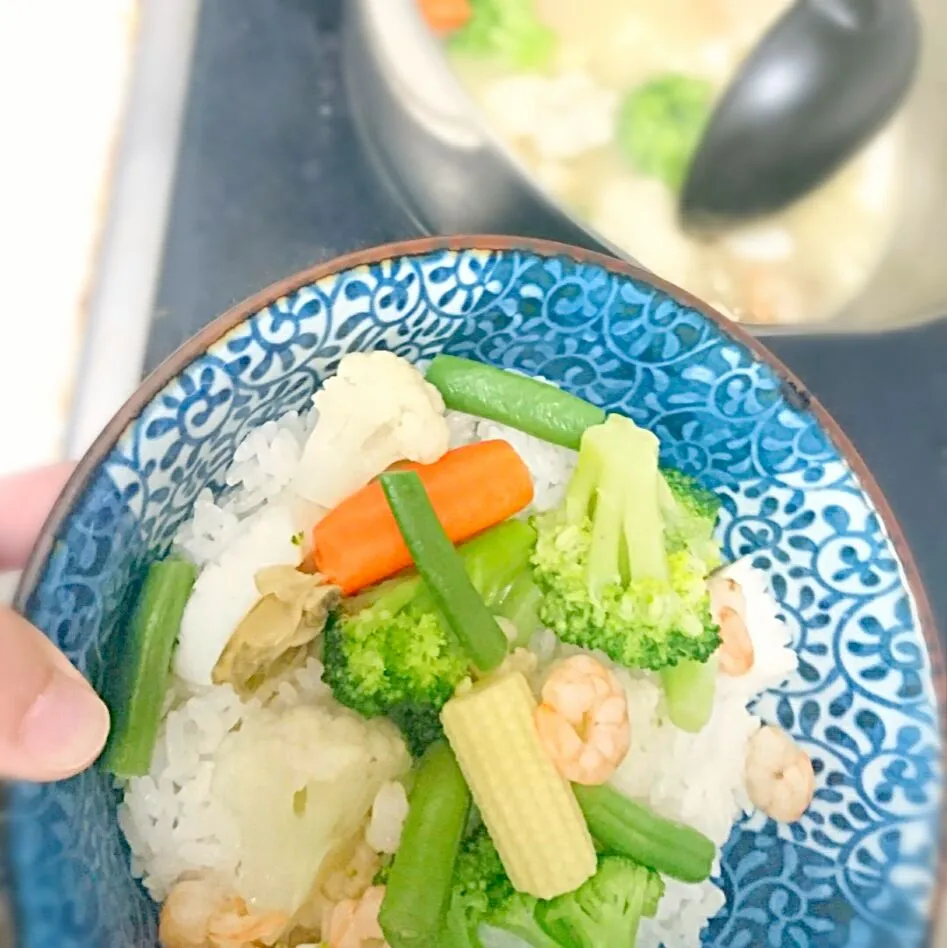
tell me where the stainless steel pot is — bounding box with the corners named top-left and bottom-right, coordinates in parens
top-left (343, 0), bottom-right (947, 335)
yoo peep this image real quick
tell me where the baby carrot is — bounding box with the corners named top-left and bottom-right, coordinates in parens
top-left (417, 0), bottom-right (472, 35)
top-left (312, 441), bottom-right (533, 595)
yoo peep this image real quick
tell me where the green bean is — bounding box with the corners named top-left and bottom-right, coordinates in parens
top-left (426, 355), bottom-right (605, 450)
top-left (460, 519), bottom-right (536, 608)
top-left (379, 471), bottom-right (508, 672)
top-left (102, 557), bottom-right (196, 777)
top-left (379, 741), bottom-right (471, 948)
top-left (573, 783), bottom-right (715, 883)
top-left (348, 520), bottom-right (535, 618)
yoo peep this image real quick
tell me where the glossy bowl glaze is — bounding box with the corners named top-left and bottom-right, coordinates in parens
top-left (3, 237), bottom-right (944, 947)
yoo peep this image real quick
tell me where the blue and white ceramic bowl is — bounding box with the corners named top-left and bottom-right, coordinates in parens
top-left (3, 238), bottom-right (943, 947)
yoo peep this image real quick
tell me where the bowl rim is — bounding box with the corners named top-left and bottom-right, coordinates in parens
top-left (13, 234), bottom-right (946, 940)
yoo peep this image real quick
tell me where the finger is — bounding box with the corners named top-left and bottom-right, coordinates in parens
top-left (0, 607), bottom-right (110, 782)
top-left (0, 462), bottom-right (75, 571)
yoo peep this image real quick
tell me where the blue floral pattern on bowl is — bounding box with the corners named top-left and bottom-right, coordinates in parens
top-left (4, 242), bottom-right (942, 948)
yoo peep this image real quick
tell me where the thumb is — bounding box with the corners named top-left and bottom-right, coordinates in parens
top-left (0, 607), bottom-right (110, 781)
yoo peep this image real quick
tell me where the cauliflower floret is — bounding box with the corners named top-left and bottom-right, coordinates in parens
top-left (212, 703), bottom-right (410, 917)
top-left (479, 71), bottom-right (619, 162)
top-left (295, 351), bottom-right (450, 508)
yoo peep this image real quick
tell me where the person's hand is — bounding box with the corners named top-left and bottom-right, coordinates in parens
top-left (0, 464), bottom-right (110, 782)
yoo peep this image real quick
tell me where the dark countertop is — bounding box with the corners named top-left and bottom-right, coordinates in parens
top-left (148, 0), bottom-right (947, 648)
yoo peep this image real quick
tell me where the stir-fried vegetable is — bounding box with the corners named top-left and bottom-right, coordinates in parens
top-left (213, 704), bottom-right (410, 919)
top-left (379, 470), bottom-right (511, 673)
top-left (425, 355), bottom-right (606, 451)
top-left (380, 741), bottom-right (471, 948)
top-left (573, 783), bottom-right (714, 884)
top-left (294, 349), bottom-right (450, 510)
top-left (212, 566), bottom-right (339, 694)
top-left (617, 74), bottom-right (714, 191)
top-left (323, 520), bottom-right (537, 756)
top-left (494, 571), bottom-right (544, 647)
top-left (659, 656), bottom-right (718, 733)
top-left (531, 414), bottom-right (722, 671)
top-left (103, 558), bottom-right (196, 777)
top-left (537, 856), bottom-right (665, 948)
top-left (444, 827), bottom-right (664, 948)
top-left (313, 440), bottom-right (533, 596)
top-left (660, 467), bottom-right (723, 567)
top-left (441, 672), bottom-right (596, 900)
top-left (430, 358), bottom-right (724, 726)
top-left (443, 827), bottom-right (560, 948)
top-left (175, 504), bottom-right (301, 687)
top-left (119, 337), bottom-right (792, 948)
top-left (448, 0), bottom-right (557, 70)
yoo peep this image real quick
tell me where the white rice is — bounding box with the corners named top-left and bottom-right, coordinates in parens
top-left (612, 558), bottom-right (797, 948)
top-left (174, 408), bottom-right (317, 567)
top-left (119, 658), bottom-right (331, 901)
top-left (122, 402), bottom-right (797, 947)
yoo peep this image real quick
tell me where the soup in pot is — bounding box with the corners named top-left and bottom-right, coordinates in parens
top-left (426, 0), bottom-right (904, 326)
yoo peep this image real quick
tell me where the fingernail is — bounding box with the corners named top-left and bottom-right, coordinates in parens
top-left (18, 670), bottom-right (111, 774)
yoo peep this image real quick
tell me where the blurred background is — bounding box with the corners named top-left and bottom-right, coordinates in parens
top-left (0, 0), bottom-right (139, 478)
top-left (3, 0), bottom-right (947, 636)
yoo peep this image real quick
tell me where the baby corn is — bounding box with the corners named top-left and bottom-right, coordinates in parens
top-left (441, 671), bottom-right (596, 899)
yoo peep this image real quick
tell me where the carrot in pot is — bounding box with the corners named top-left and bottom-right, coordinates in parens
top-left (312, 440), bottom-right (533, 595)
top-left (417, 0), bottom-right (472, 35)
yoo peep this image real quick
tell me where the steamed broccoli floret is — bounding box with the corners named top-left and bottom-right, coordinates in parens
top-left (617, 74), bottom-right (713, 190)
top-left (323, 584), bottom-right (466, 756)
top-left (662, 467), bottom-right (721, 526)
top-left (442, 828), bottom-right (509, 948)
top-left (531, 414), bottom-right (721, 670)
top-left (386, 701), bottom-right (449, 758)
top-left (443, 828), bottom-right (559, 948)
top-left (660, 467), bottom-right (723, 567)
top-left (443, 828), bottom-right (665, 948)
top-left (484, 893), bottom-right (562, 948)
top-left (449, 0), bottom-right (557, 70)
top-left (323, 521), bottom-right (536, 756)
top-left (537, 856), bottom-right (665, 948)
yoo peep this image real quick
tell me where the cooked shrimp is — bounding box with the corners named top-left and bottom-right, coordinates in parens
top-left (322, 838), bottom-right (383, 903)
top-left (160, 878), bottom-right (218, 948)
top-left (709, 573), bottom-right (754, 676)
top-left (745, 724), bottom-right (815, 823)
top-left (208, 903), bottom-right (289, 948)
top-left (324, 886), bottom-right (387, 948)
top-left (159, 876), bottom-right (289, 948)
top-left (534, 654), bottom-right (630, 785)
top-left (292, 833), bottom-right (383, 938)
